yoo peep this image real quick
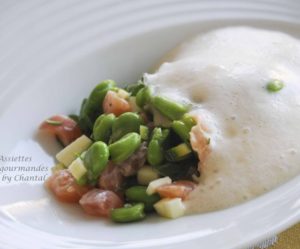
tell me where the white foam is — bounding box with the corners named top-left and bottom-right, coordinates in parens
top-left (145, 27), bottom-right (300, 213)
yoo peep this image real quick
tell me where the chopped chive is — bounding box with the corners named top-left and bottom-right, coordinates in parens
top-left (266, 80), bottom-right (284, 92)
top-left (46, 119), bottom-right (63, 126)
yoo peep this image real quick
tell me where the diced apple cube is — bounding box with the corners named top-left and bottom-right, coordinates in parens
top-left (56, 135), bottom-right (92, 166)
top-left (137, 166), bottom-right (160, 186)
top-left (117, 88), bottom-right (130, 99)
top-left (154, 198), bottom-right (186, 219)
top-left (128, 96), bottom-right (141, 112)
top-left (68, 158), bottom-right (87, 180)
top-left (146, 176), bottom-right (172, 195)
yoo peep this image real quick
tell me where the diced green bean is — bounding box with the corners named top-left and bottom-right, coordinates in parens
top-left (125, 83), bottom-right (145, 96)
top-left (125, 186), bottom-right (160, 212)
top-left (139, 125), bottom-right (149, 141)
top-left (147, 128), bottom-right (170, 166)
top-left (151, 96), bottom-right (188, 120)
top-left (147, 139), bottom-right (164, 166)
top-left (87, 80), bottom-right (116, 113)
top-left (266, 79), bottom-right (284, 92)
top-left (151, 128), bottom-right (170, 145)
top-left (161, 129), bottom-right (170, 142)
top-left (136, 86), bottom-right (152, 108)
top-left (84, 141), bottom-right (109, 183)
top-left (109, 132), bottom-right (141, 163)
top-left (79, 80), bottom-right (116, 134)
top-left (181, 114), bottom-right (197, 130)
top-left (111, 112), bottom-right (141, 142)
top-left (110, 203), bottom-right (145, 223)
top-left (93, 114), bottom-right (105, 132)
top-left (93, 114), bottom-right (116, 143)
top-left (151, 127), bottom-right (163, 141)
top-left (171, 120), bottom-right (190, 143)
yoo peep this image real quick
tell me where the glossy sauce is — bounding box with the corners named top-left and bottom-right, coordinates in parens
top-left (145, 27), bottom-right (300, 213)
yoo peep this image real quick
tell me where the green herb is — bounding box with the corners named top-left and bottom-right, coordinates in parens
top-left (266, 80), bottom-right (284, 92)
top-left (46, 119), bottom-right (63, 126)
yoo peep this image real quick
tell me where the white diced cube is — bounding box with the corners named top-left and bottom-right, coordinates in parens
top-left (154, 198), bottom-right (186, 219)
top-left (56, 135), bottom-right (92, 166)
top-left (146, 176), bottom-right (172, 195)
top-left (68, 158), bottom-right (87, 180)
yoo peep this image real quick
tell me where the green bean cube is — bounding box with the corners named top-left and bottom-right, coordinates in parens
top-left (84, 141), bottom-right (109, 181)
top-left (111, 203), bottom-right (145, 223)
top-left (125, 185), bottom-right (160, 211)
top-left (154, 198), bottom-right (186, 219)
top-left (109, 132), bottom-right (141, 163)
top-left (147, 139), bottom-right (164, 166)
top-left (93, 114), bottom-right (115, 143)
top-left (139, 125), bottom-right (149, 141)
top-left (111, 113), bottom-right (141, 142)
top-left (136, 86), bottom-right (152, 108)
top-left (181, 114), bottom-right (197, 130)
top-left (171, 120), bottom-right (190, 143)
top-left (152, 96), bottom-right (188, 120)
top-left (266, 79), bottom-right (284, 92)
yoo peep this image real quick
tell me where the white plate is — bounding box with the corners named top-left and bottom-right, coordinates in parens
top-left (0, 1), bottom-right (300, 248)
